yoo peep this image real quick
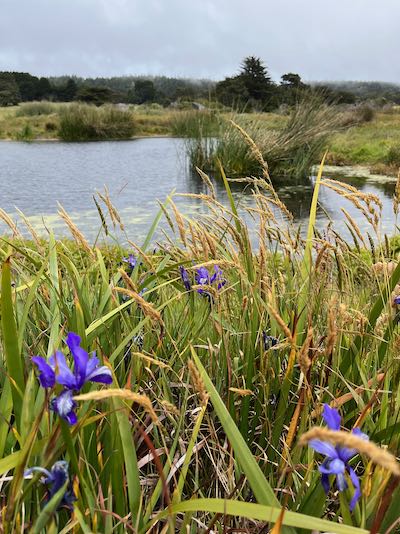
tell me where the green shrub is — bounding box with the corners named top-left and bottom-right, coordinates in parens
top-left (170, 110), bottom-right (221, 137)
top-left (354, 104), bottom-right (375, 123)
top-left (58, 103), bottom-right (136, 141)
top-left (15, 101), bottom-right (60, 117)
top-left (14, 123), bottom-right (34, 141)
top-left (384, 145), bottom-right (400, 166)
top-left (45, 120), bottom-right (57, 131)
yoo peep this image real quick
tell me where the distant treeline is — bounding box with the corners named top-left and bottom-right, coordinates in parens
top-left (0, 71), bottom-right (214, 107)
top-left (2, 58), bottom-right (400, 109)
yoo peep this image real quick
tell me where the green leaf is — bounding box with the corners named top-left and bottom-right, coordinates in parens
top-left (151, 498), bottom-right (369, 534)
top-left (29, 482), bottom-right (68, 533)
top-left (113, 397), bottom-right (142, 528)
top-left (191, 349), bottom-right (295, 534)
top-left (1, 255), bottom-right (24, 424)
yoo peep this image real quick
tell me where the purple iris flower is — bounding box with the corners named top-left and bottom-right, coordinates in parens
top-left (32, 332), bottom-right (112, 424)
top-left (179, 266), bottom-right (191, 291)
top-left (25, 461), bottom-right (76, 510)
top-left (122, 254), bottom-right (137, 269)
top-left (262, 331), bottom-right (279, 350)
top-left (309, 404), bottom-right (368, 511)
top-left (394, 296), bottom-right (400, 305)
top-left (195, 265), bottom-right (226, 295)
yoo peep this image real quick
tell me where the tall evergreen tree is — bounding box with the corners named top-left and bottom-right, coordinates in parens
top-left (239, 56), bottom-right (274, 102)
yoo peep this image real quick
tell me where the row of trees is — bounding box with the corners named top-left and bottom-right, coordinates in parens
top-left (0, 71), bottom-right (213, 107)
top-left (215, 56), bottom-right (358, 111)
top-left (3, 58), bottom-right (400, 108)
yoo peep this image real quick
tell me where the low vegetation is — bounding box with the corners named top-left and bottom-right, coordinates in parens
top-left (58, 103), bottom-right (136, 141)
top-left (0, 164), bottom-right (400, 532)
top-left (1, 100), bottom-right (400, 177)
top-left (180, 95), bottom-right (343, 180)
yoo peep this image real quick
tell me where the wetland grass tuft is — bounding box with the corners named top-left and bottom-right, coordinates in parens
top-left (58, 102), bottom-right (136, 141)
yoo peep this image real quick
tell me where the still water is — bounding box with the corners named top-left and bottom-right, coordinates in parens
top-left (0, 138), bottom-right (397, 244)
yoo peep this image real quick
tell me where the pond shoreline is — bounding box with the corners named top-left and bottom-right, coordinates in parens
top-left (1, 133), bottom-right (397, 181)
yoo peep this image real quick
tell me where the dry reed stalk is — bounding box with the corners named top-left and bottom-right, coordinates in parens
top-left (299, 428), bottom-right (400, 476)
top-left (298, 327), bottom-right (313, 375)
top-left (322, 179), bottom-right (382, 229)
top-left (196, 167), bottom-right (216, 200)
top-left (267, 302), bottom-right (294, 343)
top-left (198, 228), bottom-right (210, 260)
top-left (175, 192), bottom-right (223, 211)
top-left (341, 208), bottom-right (366, 246)
top-left (15, 208), bottom-right (41, 246)
top-left (118, 267), bottom-right (138, 292)
top-left (394, 169), bottom-right (400, 216)
top-left (314, 242), bottom-right (330, 272)
top-left (191, 259), bottom-right (235, 271)
top-left (170, 200), bottom-right (187, 247)
top-left (0, 209), bottom-right (21, 238)
top-left (375, 312), bottom-right (390, 337)
top-left (131, 351), bottom-right (170, 369)
top-left (113, 287), bottom-right (163, 325)
top-left (325, 301), bottom-right (338, 356)
top-left (157, 200), bottom-right (175, 233)
top-left (127, 240), bottom-right (155, 270)
top-left (372, 261), bottom-right (397, 276)
top-left (160, 400), bottom-right (180, 417)
top-left (73, 388), bottom-right (158, 423)
top-left (188, 360), bottom-right (209, 406)
top-left (228, 387), bottom-right (253, 396)
top-left (97, 186), bottom-right (124, 231)
top-left (57, 204), bottom-right (94, 258)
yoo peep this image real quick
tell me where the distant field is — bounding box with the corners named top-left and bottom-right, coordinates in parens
top-left (1, 103), bottom-right (400, 174)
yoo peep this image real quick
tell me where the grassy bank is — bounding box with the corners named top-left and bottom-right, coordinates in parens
top-left (2, 102), bottom-right (400, 175)
top-left (0, 171), bottom-right (400, 532)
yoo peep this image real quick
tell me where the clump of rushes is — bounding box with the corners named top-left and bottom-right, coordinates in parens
top-left (32, 332), bottom-right (112, 424)
top-left (58, 103), bottom-right (135, 141)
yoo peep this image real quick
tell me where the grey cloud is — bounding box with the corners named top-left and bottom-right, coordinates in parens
top-left (0, 0), bottom-right (399, 82)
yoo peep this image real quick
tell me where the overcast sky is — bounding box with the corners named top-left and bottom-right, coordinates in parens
top-left (1, 0), bottom-right (399, 83)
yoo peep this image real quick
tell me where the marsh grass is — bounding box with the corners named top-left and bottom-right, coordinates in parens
top-left (0, 158), bottom-right (400, 532)
top-left (183, 95), bottom-right (343, 180)
top-left (15, 101), bottom-right (62, 117)
top-left (58, 103), bottom-right (136, 141)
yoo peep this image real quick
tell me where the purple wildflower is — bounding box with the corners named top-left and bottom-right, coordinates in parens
top-left (32, 332), bottom-right (112, 425)
top-left (309, 404), bottom-right (368, 511)
top-left (262, 331), bottom-right (279, 350)
top-left (122, 254), bottom-right (137, 269)
top-left (195, 265), bottom-right (226, 295)
top-left (25, 461), bottom-right (76, 510)
top-left (394, 296), bottom-right (400, 305)
top-left (179, 266), bottom-right (191, 291)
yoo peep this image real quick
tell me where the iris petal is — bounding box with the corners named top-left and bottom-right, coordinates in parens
top-left (32, 356), bottom-right (56, 388)
top-left (86, 365), bottom-right (113, 384)
top-left (51, 351), bottom-right (76, 389)
top-left (179, 266), bottom-right (191, 291)
top-left (66, 332), bottom-right (88, 389)
top-left (322, 404), bottom-right (341, 431)
top-left (336, 472), bottom-right (348, 492)
top-left (309, 439), bottom-right (338, 458)
top-left (348, 466), bottom-right (361, 511)
top-left (321, 473), bottom-right (331, 494)
top-left (51, 390), bottom-right (77, 425)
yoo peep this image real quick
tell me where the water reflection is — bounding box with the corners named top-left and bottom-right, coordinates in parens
top-left (0, 138), bottom-right (397, 244)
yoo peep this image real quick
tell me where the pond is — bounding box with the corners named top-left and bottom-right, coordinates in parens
top-left (0, 138), bottom-right (397, 245)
